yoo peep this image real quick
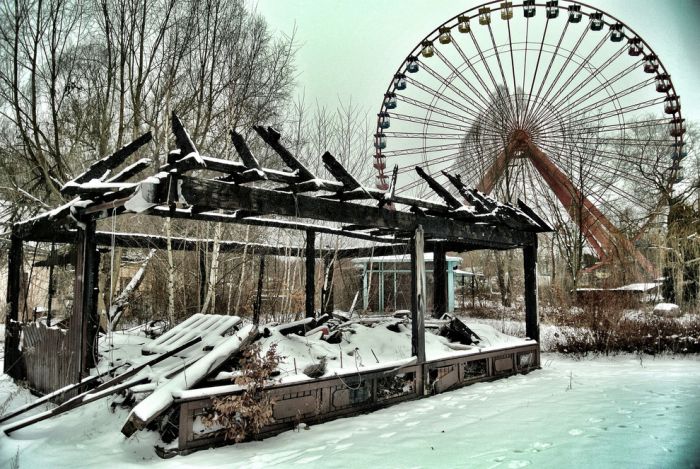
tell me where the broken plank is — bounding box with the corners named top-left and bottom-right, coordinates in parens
top-left (65, 132), bottom-right (152, 188)
top-left (321, 151), bottom-right (361, 190)
top-left (0, 362), bottom-right (126, 424)
top-left (3, 377), bottom-right (150, 435)
top-left (171, 113), bottom-right (204, 166)
top-left (230, 129), bottom-right (262, 170)
top-left (106, 158), bottom-right (152, 183)
top-left (91, 336), bottom-right (204, 394)
top-left (415, 166), bottom-right (462, 209)
top-left (121, 325), bottom-right (259, 437)
top-left (253, 126), bottom-right (316, 181)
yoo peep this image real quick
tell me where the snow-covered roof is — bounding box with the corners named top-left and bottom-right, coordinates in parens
top-left (351, 253), bottom-right (462, 265)
top-left (454, 269), bottom-right (484, 277)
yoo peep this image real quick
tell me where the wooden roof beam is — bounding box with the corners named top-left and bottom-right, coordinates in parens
top-left (415, 166), bottom-right (462, 209)
top-left (61, 132), bottom-right (152, 192)
top-left (253, 126), bottom-right (316, 181)
top-left (229, 129), bottom-right (262, 170)
top-left (321, 152), bottom-right (362, 190)
top-left (147, 206), bottom-right (399, 244)
top-left (175, 176), bottom-right (534, 247)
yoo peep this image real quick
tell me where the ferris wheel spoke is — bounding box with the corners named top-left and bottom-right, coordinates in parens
top-left (552, 47), bottom-right (638, 113)
top-left (525, 20), bottom-right (570, 124)
top-left (382, 142), bottom-right (465, 158)
top-left (418, 60), bottom-right (491, 117)
top-left (557, 59), bottom-right (643, 114)
top-left (528, 21), bottom-right (592, 123)
top-left (384, 131), bottom-right (465, 139)
top-left (534, 139), bottom-right (655, 188)
top-left (486, 22), bottom-right (516, 116)
top-left (566, 96), bottom-right (665, 129)
top-left (534, 135), bottom-right (667, 168)
top-left (530, 32), bottom-right (610, 125)
top-left (523, 17), bottom-right (551, 120)
top-left (390, 112), bottom-right (469, 132)
top-left (537, 33), bottom-right (611, 111)
top-left (434, 45), bottom-right (494, 113)
top-left (405, 74), bottom-right (486, 122)
top-left (468, 29), bottom-right (518, 126)
top-left (506, 19), bottom-right (521, 126)
top-left (534, 94), bottom-right (664, 140)
top-left (394, 94), bottom-right (478, 127)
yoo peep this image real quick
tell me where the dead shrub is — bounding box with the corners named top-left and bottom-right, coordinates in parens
top-left (203, 343), bottom-right (281, 442)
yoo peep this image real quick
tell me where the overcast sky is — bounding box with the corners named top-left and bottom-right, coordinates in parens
top-left (253, 0), bottom-right (700, 124)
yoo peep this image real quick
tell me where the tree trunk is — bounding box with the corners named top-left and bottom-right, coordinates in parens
top-left (165, 218), bottom-right (176, 326)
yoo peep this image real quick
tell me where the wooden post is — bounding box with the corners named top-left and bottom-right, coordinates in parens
top-left (47, 242), bottom-right (55, 327)
top-left (411, 226), bottom-right (427, 390)
top-left (321, 253), bottom-right (334, 314)
top-left (69, 218), bottom-right (100, 381)
top-left (198, 242), bottom-right (207, 312)
top-left (433, 243), bottom-right (447, 318)
top-left (305, 230), bottom-right (316, 318)
top-left (471, 275), bottom-right (475, 309)
top-left (523, 235), bottom-right (539, 343)
top-left (253, 255), bottom-right (265, 325)
top-left (4, 232), bottom-right (25, 379)
top-left (378, 262), bottom-right (385, 314)
top-left (362, 266), bottom-right (368, 310)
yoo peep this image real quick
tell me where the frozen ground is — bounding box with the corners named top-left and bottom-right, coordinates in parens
top-left (2, 353), bottom-right (699, 468)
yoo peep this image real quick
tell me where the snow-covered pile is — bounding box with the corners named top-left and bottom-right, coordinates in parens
top-left (252, 320), bottom-right (529, 383)
top-left (654, 302), bottom-right (680, 316)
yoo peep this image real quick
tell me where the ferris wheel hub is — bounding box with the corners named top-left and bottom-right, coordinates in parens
top-left (507, 129), bottom-right (532, 158)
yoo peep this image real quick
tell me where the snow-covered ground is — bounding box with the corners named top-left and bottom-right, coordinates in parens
top-left (2, 353), bottom-right (699, 468)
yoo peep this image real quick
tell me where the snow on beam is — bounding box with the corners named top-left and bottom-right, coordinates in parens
top-left (121, 324), bottom-right (259, 437)
top-left (60, 181), bottom-right (138, 197)
top-left (321, 151), bottom-right (362, 190)
top-left (106, 158), bottom-right (152, 183)
top-left (171, 113), bottom-right (205, 167)
top-left (178, 176), bottom-right (534, 247)
top-left (148, 206), bottom-right (400, 244)
top-left (253, 126), bottom-right (316, 181)
top-left (230, 129), bottom-right (262, 170)
top-left (62, 132), bottom-right (152, 190)
top-left (415, 166), bottom-right (462, 209)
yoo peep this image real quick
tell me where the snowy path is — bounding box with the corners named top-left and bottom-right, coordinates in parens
top-left (2, 354), bottom-right (700, 468)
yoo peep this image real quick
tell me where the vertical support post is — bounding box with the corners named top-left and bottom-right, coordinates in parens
top-left (523, 235), bottom-right (540, 343)
top-left (447, 260), bottom-right (455, 313)
top-left (362, 267), bottom-right (368, 310)
top-left (198, 242), bottom-right (207, 312)
top-left (393, 271), bottom-right (397, 312)
top-left (378, 262), bottom-right (385, 314)
top-left (433, 243), bottom-right (447, 318)
top-left (305, 230), bottom-right (316, 318)
top-left (70, 218), bottom-right (99, 381)
top-left (4, 232), bottom-right (24, 379)
top-left (321, 253), bottom-right (334, 314)
top-left (253, 255), bottom-right (265, 325)
top-left (471, 275), bottom-right (475, 309)
top-left (411, 226), bottom-right (427, 394)
top-left (46, 242), bottom-right (55, 327)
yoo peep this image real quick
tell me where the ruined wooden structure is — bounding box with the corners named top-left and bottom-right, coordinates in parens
top-left (3, 114), bottom-right (551, 452)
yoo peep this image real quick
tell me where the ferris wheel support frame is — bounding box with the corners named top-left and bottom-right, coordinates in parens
top-left (476, 138), bottom-right (658, 276)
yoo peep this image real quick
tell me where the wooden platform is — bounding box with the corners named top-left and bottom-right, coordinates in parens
top-left (168, 341), bottom-right (539, 456)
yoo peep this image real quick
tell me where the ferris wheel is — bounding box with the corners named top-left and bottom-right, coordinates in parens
top-left (373, 0), bottom-right (686, 276)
